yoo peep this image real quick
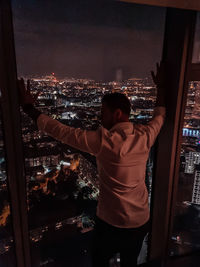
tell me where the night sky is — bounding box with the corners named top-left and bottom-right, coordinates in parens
top-left (12, 0), bottom-right (166, 81)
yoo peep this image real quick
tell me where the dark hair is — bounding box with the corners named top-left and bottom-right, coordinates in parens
top-left (102, 93), bottom-right (131, 116)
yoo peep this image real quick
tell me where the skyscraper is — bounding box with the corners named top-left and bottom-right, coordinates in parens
top-left (192, 167), bottom-right (200, 205)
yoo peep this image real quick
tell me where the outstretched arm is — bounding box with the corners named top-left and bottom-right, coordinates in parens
top-left (18, 78), bottom-right (102, 155)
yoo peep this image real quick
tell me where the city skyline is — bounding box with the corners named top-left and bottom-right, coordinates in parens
top-left (0, 75), bottom-right (156, 266)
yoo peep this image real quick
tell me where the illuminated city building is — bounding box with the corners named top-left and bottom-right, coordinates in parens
top-left (194, 84), bottom-right (200, 117)
top-left (185, 152), bottom-right (195, 174)
top-left (192, 169), bottom-right (200, 205)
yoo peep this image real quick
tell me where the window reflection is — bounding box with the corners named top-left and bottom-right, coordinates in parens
top-left (192, 12), bottom-right (200, 63)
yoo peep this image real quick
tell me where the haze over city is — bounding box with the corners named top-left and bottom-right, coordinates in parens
top-left (12, 0), bottom-right (165, 81)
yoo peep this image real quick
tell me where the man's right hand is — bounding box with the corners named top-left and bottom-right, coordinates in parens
top-left (151, 61), bottom-right (165, 88)
top-left (18, 78), bottom-right (39, 106)
top-left (151, 62), bottom-right (166, 107)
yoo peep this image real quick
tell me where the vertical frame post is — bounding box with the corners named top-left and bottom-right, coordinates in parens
top-left (0, 0), bottom-right (31, 266)
top-left (149, 8), bottom-right (197, 265)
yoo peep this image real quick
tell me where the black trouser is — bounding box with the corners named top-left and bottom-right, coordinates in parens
top-left (92, 217), bottom-right (149, 267)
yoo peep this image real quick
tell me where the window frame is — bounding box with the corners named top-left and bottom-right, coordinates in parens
top-left (119, 0), bottom-right (200, 11)
top-left (149, 7), bottom-right (200, 267)
top-left (148, 8), bottom-right (197, 265)
top-left (0, 0), bottom-right (31, 266)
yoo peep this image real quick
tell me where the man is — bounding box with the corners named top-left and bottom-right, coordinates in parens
top-left (19, 63), bottom-right (166, 267)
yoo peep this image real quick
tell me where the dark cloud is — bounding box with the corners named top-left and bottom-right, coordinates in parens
top-left (12, 0), bottom-right (166, 80)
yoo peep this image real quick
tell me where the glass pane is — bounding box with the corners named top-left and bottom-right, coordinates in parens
top-left (12, 0), bottom-right (166, 266)
top-left (170, 81), bottom-right (200, 256)
top-left (192, 12), bottom-right (200, 63)
top-left (0, 108), bottom-right (17, 266)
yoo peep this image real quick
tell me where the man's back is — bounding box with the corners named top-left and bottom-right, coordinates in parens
top-left (96, 108), bottom-right (165, 228)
